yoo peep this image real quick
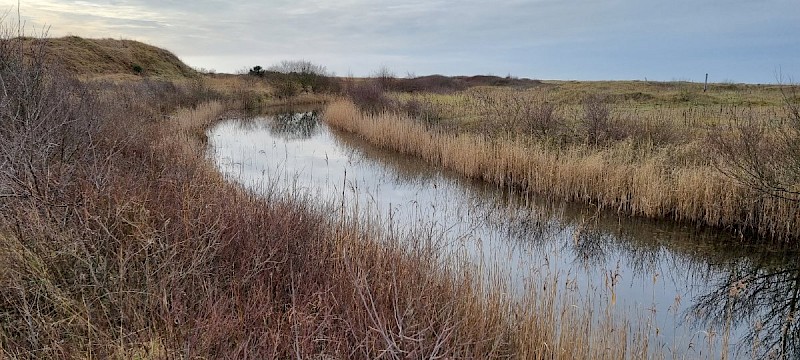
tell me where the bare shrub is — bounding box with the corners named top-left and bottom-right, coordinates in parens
top-left (372, 66), bottom-right (397, 91)
top-left (0, 27), bottom-right (131, 357)
top-left (269, 59), bottom-right (327, 76)
top-left (471, 89), bottom-right (563, 138)
top-left (0, 33), bottom-right (97, 217)
top-left (402, 98), bottom-right (440, 125)
top-left (310, 74), bottom-right (342, 94)
top-left (581, 94), bottom-right (612, 145)
top-left (268, 60), bottom-right (331, 93)
top-left (472, 89), bottom-right (518, 135)
top-left (521, 100), bottom-right (561, 138)
top-left (710, 85), bottom-right (800, 201)
top-left (274, 80), bottom-right (300, 99)
top-left (346, 81), bottom-right (394, 115)
top-left (578, 94), bottom-right (639, 146)
top-left (615, 115), bottom-right (683, 147)
top-left (0, 20), bottom-right (233, 356)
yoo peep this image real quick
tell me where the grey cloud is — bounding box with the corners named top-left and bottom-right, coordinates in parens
top-left (16, 0), bottom-right (800, 81)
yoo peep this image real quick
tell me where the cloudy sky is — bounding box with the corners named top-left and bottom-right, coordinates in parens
top-left (12, 0), bottom-right (800, 82)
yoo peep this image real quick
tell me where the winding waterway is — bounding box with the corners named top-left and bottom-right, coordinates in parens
top-left (208, 109), bottom-right (799, 359)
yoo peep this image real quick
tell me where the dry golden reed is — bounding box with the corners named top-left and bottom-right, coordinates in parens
top-left (325, 100), bottom-right (800, 240)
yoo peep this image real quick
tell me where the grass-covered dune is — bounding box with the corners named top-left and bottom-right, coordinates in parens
top-left (18, 36), bottom-right (196, 79)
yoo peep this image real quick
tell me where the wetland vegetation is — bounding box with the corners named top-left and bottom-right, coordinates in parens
top-left (1, 26), bottom-right (798, 359)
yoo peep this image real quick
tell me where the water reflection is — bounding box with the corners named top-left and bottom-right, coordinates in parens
top-left (690, 256), bottom-right (799, 359)
top-left (269, 111), bottom-right (321, 140)
top-left (208, 110), bottom-right (799, 359)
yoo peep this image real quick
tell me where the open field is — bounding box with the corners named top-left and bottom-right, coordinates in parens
top-left (328, 79), bottom-right (800, 241)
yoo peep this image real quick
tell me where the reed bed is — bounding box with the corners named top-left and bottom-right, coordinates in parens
top-left (325, 99), bottom-right (800, 240)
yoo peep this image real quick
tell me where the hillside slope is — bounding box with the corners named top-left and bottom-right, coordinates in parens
top-left (31, 36), bottom-right (196, 78)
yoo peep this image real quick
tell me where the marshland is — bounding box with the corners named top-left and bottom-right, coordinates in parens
top-left (2, 23), bottom-right (799, 360)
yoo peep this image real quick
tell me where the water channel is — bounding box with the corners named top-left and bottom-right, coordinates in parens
top-left (208, 109), bottom-right (799, 359)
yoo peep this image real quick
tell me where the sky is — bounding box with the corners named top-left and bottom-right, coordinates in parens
top-left (9, 0), bottom-right (800, 83)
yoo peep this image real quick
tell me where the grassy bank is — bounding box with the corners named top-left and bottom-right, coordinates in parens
top-left (327, 81), bottom-right (800, 242)
top-left (19, 36), bottom-right (197, 79)
top-left (0, 35), bottom-right (664, 358)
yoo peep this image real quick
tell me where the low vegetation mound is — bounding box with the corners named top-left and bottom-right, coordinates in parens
top-left (19, 36), bottom-right (196, 78)
top-left (375, 74), bottom-right (541, 94)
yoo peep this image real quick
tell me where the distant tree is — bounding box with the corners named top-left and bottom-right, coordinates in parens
top-left (195, 67), bottom-right (216, 75)
top-left (269, 60), bottom-right (327, 76)
top-left (372, 66), bottom-right (396, 90)
top-left (248, 65), bottom-right (266, 77)
top-left (268, 60), bottom-right (328, 92)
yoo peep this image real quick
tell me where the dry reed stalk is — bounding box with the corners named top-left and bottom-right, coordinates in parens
top-left (324, 100), bottom-right (800, 240)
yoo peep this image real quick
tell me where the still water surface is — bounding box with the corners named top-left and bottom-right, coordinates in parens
top-left (208, 110), bottom-right (799, 359)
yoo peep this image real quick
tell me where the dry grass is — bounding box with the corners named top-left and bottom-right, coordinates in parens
top-left (325, 98), bottom-right (800, 241)
top-left (391, 84), bottom-right (788, 136)
top-left (21, 36), bottom-right (197, 78)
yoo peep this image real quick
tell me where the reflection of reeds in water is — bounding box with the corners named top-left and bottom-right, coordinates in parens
top-left (324, 100), bottom-right (800, 241)
top-left (326, 120), bottom-right (769, 278)
top-left (329, 185), bottom-right (672, 359)
top-left (210, 118), bottom-right (681, 358)
top-left (689, 259), bottom-right (800, 359)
